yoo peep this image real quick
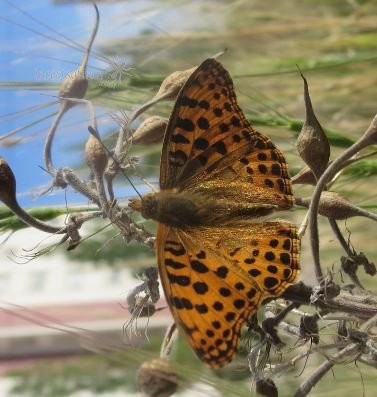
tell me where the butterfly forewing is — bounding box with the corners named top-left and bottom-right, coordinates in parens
top-left (159, 58), bottom-right (294, 209)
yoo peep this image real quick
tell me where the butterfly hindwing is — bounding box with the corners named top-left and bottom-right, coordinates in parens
top-left (157, 221), bottom-right (299, 368)
top-left (160, 58), bottom-right (294, 209)
top-left (157, 224), bottom-right (263, 367)
top-left (198, 222), bottom-right (300, 297)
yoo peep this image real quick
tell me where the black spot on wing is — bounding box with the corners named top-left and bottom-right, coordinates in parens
top-left (164, 244), bottom-right (186, 256)
top-left (197, 117), bottom-right (210, 130)
top-left (176, 117), bottom-right (195, 132)
top-left (170, 133), bottom-right (190, 144)
top-left (168, 150), bottom-right (188, 166)
top-left (264, 277), bottom-right (279, 289)
top-left (167, 272), bottom-right (190, 286)
top-left (194, 137), bottom-right (209, 150)
top-left (212, 141), bottom-right (227, 155)
top-left (191, 260), bottom-right (209, 273)
top-left (165, 258), bottom-right (186, 269)
top-left (193, 281), bottom-right (208, 294)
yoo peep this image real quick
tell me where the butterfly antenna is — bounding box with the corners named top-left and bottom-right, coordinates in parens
top-left (87, 126), bottom-right (143, 201)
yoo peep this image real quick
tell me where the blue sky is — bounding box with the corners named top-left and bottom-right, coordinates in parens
top-left (0, 0), bottom-right (161, 208)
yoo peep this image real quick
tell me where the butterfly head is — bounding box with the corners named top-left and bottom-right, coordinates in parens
top-left (128, 193), bottom-right (159, 220)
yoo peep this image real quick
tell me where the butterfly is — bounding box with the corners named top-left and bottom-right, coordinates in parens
top-left (129, 58), bottom-right (300, 368)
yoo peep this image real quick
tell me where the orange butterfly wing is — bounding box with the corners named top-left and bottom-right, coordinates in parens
top-left (157, 224), bottom-right (262, 367)
top-left (156, 58), bottom-right (300, 367)
top-left (160, 58), bottom-right (293, 210)
top-left (157, 222), bottom-right (299, 367)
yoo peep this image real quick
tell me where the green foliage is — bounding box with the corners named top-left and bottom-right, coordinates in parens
top-left (345, 160), bottom-right (377, 178)
top-left (0, 206), bottom-right (95, 232)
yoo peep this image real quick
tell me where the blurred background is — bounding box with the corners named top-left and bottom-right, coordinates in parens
top-left (0, 0), bottom-right (376, 396)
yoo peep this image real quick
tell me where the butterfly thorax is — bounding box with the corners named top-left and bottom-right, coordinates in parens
top-left (129, 190), bottom-right (277, 228)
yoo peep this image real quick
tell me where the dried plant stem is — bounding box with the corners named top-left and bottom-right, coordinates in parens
top-left (106, 93), bottom-right (171, 193)
top-left (5, 200), bottom-right (66, 235)
top-left (298, 208), bottom-right (310, 237)
top-left (79, 4), bottom-right (99, 78)
top-left (282, 283), bottom-right (377, 318)
top-left (308, 115), bottom-right (377, 282)
top-left (44, 5), bottom-right (99, 175)
top-left (44, 102), bottom-right (69, 175)
top-left (160, 322), bottom-right (178, 359)
top-left (328, 217), bottom-right (353, 255)
top-left (293, 344), bottom-right (360, 397)
top-left (294, 313), bottom-right (377, 397)
top-left (59, 168), bottom-right (101, 206)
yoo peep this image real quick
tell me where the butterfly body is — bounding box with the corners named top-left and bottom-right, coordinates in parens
top-left (129, 58), bottom-right (300, 368)
top-left (129, 188), bottom-right (277, 228)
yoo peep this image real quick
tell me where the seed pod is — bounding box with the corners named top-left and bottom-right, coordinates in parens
top-left (59, 69), bottom-right (88, 101)
top-left (155, 66), bottom-right (197, 101)
top-left (291, 165), bottom-right (316, 185)
top-left (256, 378), bottom-right (278, 397)
top-left (137, 358), bottom-right (179, 397)
top-left (296, 72), bottom-right (330, 180)
top-left (84, 134), bottom-right (108, 176)
top-left (0, 158), bottom-right (17, 208)
top-left (295, 191), bottom-right (365, 220)
top-left (129, 66), bottom-right (196, 124)
top-left (133, 116), bottom-right (168, 145)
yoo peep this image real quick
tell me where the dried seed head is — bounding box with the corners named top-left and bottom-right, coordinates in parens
top-left (59, 69), bottom-right (88, 100)
top-left (129, 296), bottom-right (157, 317)
top-left (84, 135), bottom-right (108, 176)
top-left (133, 116), bottom-right (168, 145)
top-left (256, 378), bottom-right (278, 397)
top-left (129, 66), bottom-right (196, 124)
top-left (296, 73), bottom-right (330, 180)
top-left (137, 358), bottom-right (179, 397)
top-left (0, 157), bottom-right (17, 207)
top-left (296, 191), bottom-right (364, 220)
top-left (291, 165), bottom-right (316, 185)
top-left (155, 66), bottom-right (197, 101)
top-left (342, 253), bottom-right (377, 277)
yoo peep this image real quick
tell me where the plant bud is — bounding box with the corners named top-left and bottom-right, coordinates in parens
top-left (296, 191), bottom-right (364, 220)
top-left (59, 69), bottom-right (88, 101)
top-left (133, 116), bottom-right (168, 144)
top-left (256, 378), bottom-right (278, 397)
top-left (130, 66), bottom-right (197, 124)
top-left (137, 358), bottom-right (179, 397)
top-left (291, 165), bottom-right (316, 185)
top-left (0, 158), bottom-right (17, 207)
top-left (296, 73), bottom-right (330, 180)
top-left (84, 134), bottom-right (108, 176)
top-left (155, 66), bottom-right (196, 101)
